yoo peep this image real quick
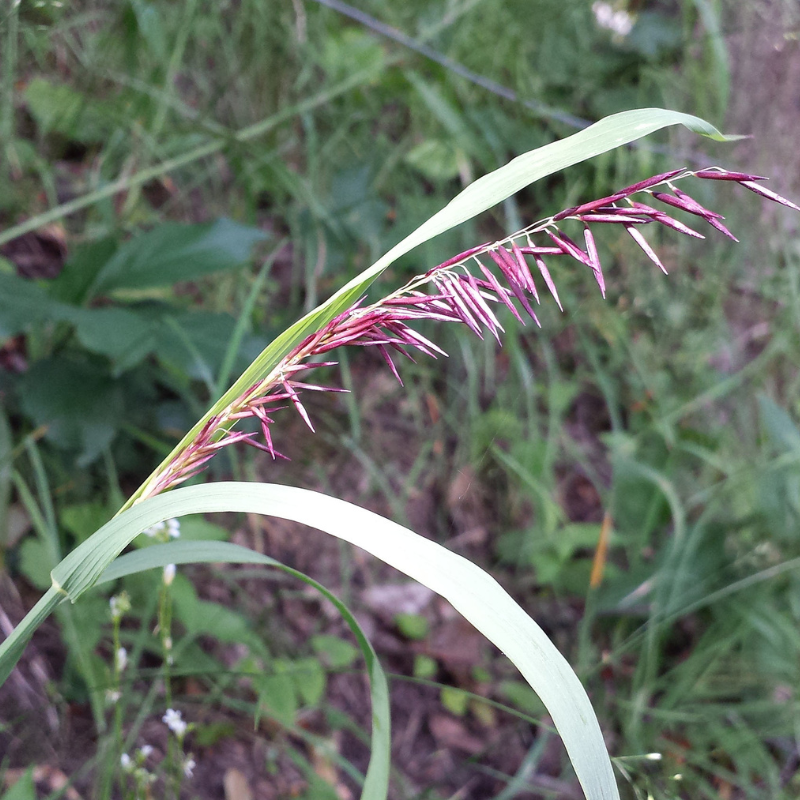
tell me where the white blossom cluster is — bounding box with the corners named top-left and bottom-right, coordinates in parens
top-left (120, 747), bottom-right (156, 788)
top-left (163, 708), bottom-right (188, 738)
top-left (592, 1), bottom-right (634, 37)
top-left (109, 592), bottom-right (131, 621)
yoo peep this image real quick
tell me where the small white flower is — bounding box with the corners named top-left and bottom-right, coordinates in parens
top-left (138, 744), bottom-right (153, 759)
top-left (163, 708), bottom-right (187, 737)
top-left (116, 647), bottom-right (128, 672)
top-left (183, 756), bottom-right (196, 778)
top-left (645, 752), bottom-right (662, 761)
top-left (163, 563), bottom-right (176, 585)
top-left (167, 519), bottom-right (181, 538)
top-left (120, 753), bottom-right (132, 770)
top-left (592, 1), bottom-right (634, 37)
top-left (105, 689), bottom-right (121, 704)
top-left (109, 592), bottom-right (130, 620)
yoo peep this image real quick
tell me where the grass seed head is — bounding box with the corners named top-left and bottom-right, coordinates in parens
top-left (143, 167), bottom-right (798, 494)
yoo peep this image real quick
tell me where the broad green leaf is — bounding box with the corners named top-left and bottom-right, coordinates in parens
top-left (60, 501), bottom-right (113, 544)
top-left (0, 272), bottom-right (73, 339)
top-left (17, 357), bottom-right (124, 465)
top-left (88, 219), bottom-right (268, 296)
top-left (285, 656), bottom-right (327, 706)
top-left (394, 613), bottom-right (429, 640)
top-left (68, 307), bottom-right (158, 373)
top-left (440, 686), bottom-right (469, 716)
top-left (22, 483), bottom-right (622, 799)
top-left (312, 635), bottom-right (360, 670)
top-left (48, 239), bottom-right (119, 305)
top-left (154, 311), bottom-right (240, 381)
top-left (125, 108), bottom-right (733, 509)
top-left (413, 654), bottom-right (437, 679)
top-left (257, 672), bottom-right (298, 726)
top-left (171, 576), bottom-right (254, 645)
top-left (68, 305), bottom-right (258, 379)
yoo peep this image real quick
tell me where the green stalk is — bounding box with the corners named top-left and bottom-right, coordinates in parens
top-left (158, 577), bottom-right (174, 708)
top-left (0, 585), bottom-right (63, 686)
top-left (112, 616), bottom-right (123, 756)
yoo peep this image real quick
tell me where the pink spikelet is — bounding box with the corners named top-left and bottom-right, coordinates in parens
top-left (137, 166), bottom-right (799, 499)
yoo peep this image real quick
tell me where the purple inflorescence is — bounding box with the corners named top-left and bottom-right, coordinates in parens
top-left (141, 167), bottom-right (799, 497)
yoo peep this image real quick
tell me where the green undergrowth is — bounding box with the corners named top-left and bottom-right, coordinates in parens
top-left (2, 2), bottom-right (799, 799)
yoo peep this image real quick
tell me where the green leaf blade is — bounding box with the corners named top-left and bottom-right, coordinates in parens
top-left (48, 483), bottom-right (620, 799)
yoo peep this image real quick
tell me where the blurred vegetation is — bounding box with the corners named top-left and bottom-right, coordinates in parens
top-left (1, 1), bottom-right (800, 798)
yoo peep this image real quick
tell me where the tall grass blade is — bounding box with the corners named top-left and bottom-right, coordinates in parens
top-left (5, 482), bottom-right (623, 799)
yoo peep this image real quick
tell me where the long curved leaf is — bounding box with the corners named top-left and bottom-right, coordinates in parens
top-left (125, 109), bottom-right (732, 507)
top-left (99, 540), bottom-right (390, 800)
top-left (1, 483), bottom-right (622, 799)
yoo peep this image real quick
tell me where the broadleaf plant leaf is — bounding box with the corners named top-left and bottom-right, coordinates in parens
top-left (125, 108), bottom-right (733, 508)
top-left (67, 307), bottom-right (159, 373)
top-left (0, 272), bottom-right (74, 339)
top-left (88, 218), bottom-right (268, 296)
top-left (4, 482), bottom-right (621, 800)
top-left (17, 357), bottom-right (125, 465)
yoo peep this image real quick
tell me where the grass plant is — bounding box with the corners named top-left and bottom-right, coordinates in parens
top-left (2, 3), bottom-right (800, 799)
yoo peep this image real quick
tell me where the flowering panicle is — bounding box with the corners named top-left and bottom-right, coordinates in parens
top-left (138, 167), bottom-right (798, 500)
